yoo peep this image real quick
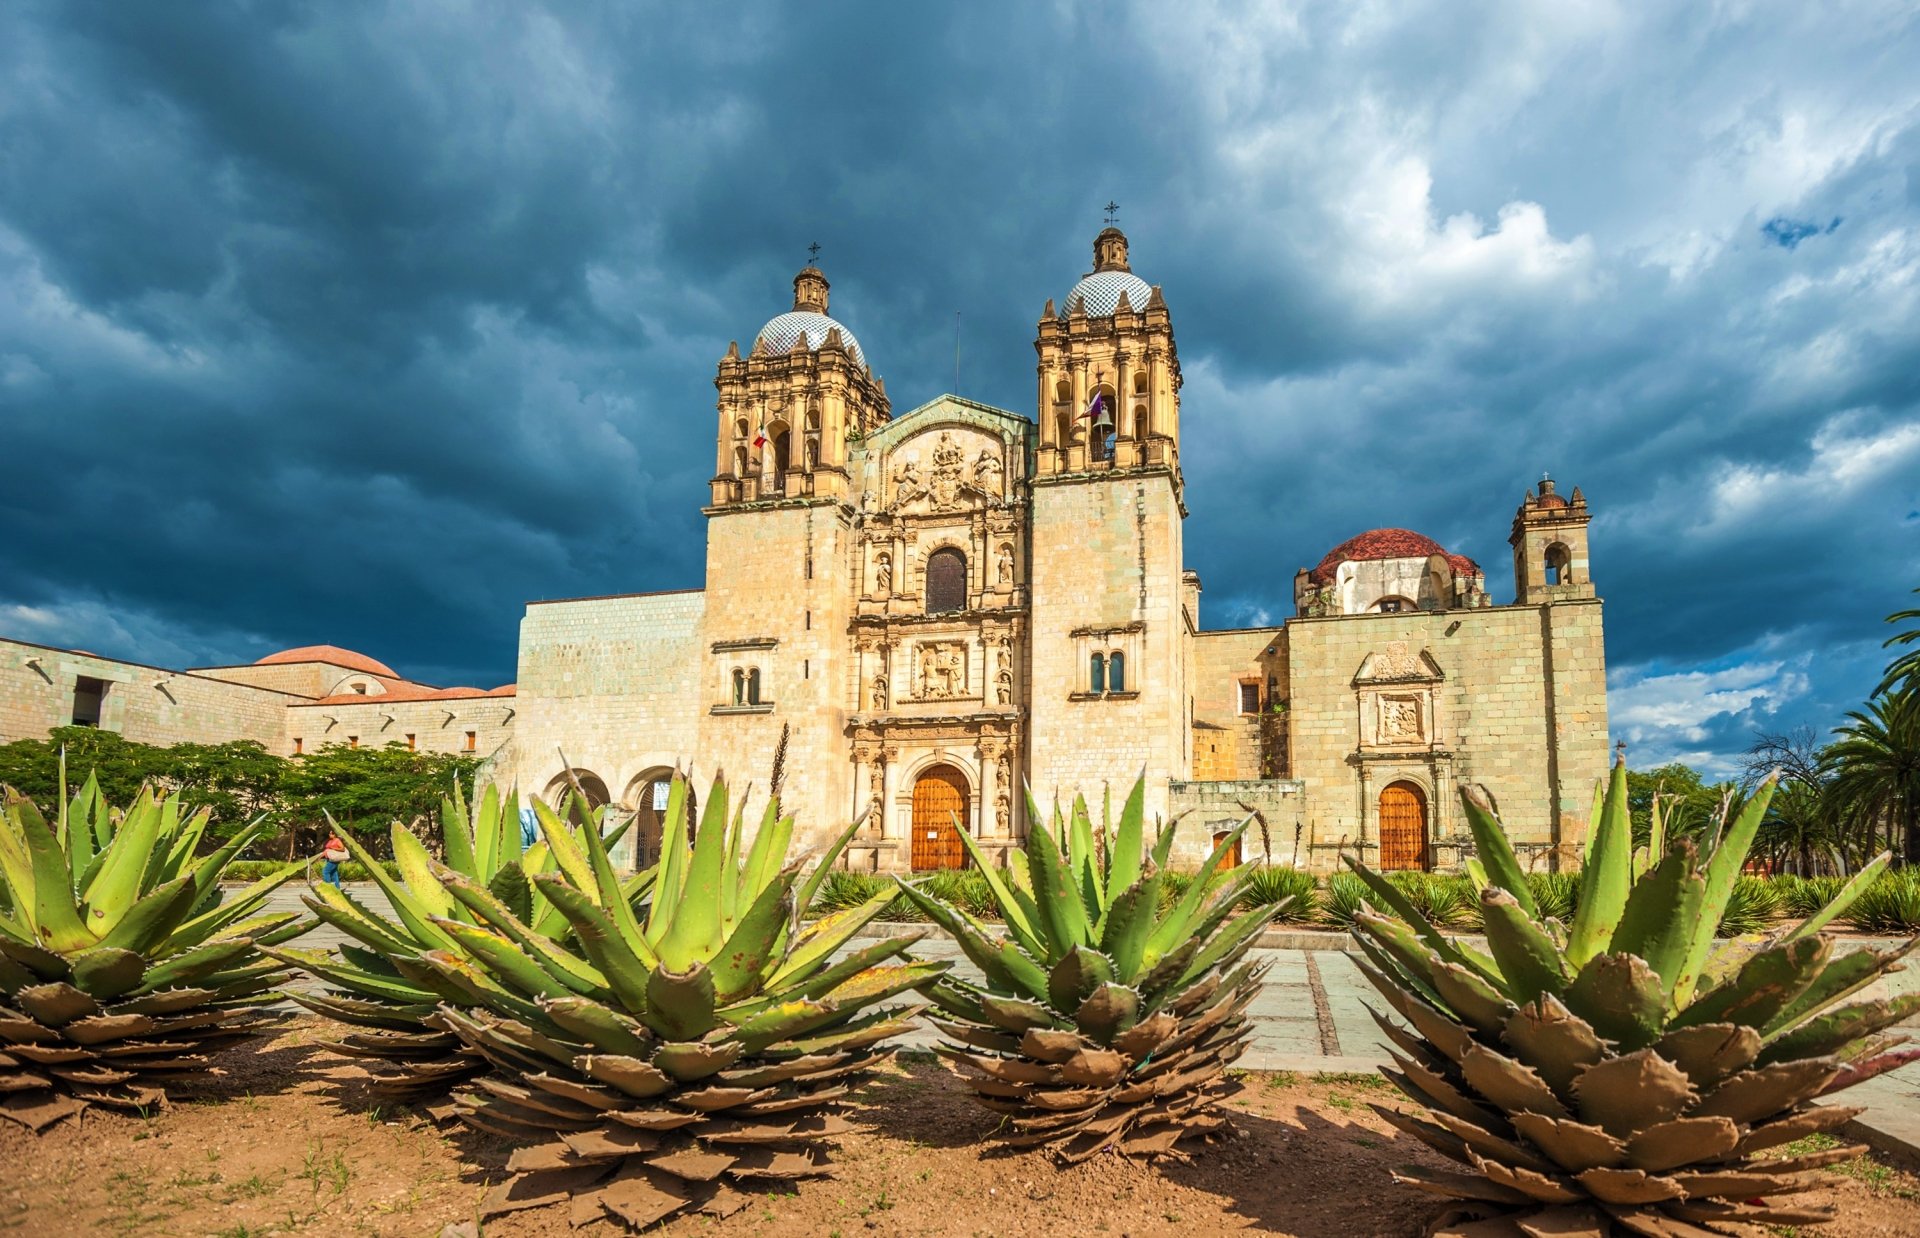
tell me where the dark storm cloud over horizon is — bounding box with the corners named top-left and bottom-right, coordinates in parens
top-left (3, 2), bottom-right (1917, 775)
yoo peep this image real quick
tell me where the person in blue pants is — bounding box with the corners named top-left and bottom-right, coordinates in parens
top-left (320, 833), bottom-right (348, 887)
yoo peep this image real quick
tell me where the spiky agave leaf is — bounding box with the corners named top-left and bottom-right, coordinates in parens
top-left (0, 780), bottom-right (310, 1131)
top-left (897, 773), bottom-right (1283, 1162)
top-left (420, 774), bottom-right (945, 1231)
top-left (267, 781), bottom-right (652, 1108)
top-left (1359, 756), bottom-right (1920, 1235)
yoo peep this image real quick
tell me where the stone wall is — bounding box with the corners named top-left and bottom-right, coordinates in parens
top-left (285, 695), bottom-right (515, 761)
top-left (1283, 599), bottom-right (1606, 872)
top-left (1025, 471), bottom-right (1191, 852)
top-left (507, 589), bottom-right (707, 811)
top-left (1190, 627), bottom-right (1286, 779)
top-left (0, 638), bottom-right (292, 748)
top-left (1167, 778), bottom-right (1307, 866)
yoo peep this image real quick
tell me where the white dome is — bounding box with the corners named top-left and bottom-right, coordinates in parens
top-left (1065, 269), bottom-right (1155, 317)
top-left (755, 311), bottom-right (867, 368)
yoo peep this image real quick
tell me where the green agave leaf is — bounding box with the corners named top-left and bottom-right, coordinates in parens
top-left (530, 873), bottom-right (655, 1013)
top-left (1342, 857), bottom-right (1500, 983)
top-left (1783, 851), bottom-right (1893, 943)
top-left (1047, 945), bottom-right (1115, 1012)
top-left (1023, 807), bottom-right (1091, 957)
top-left (708, 859), bottom-right (802, 1004)
top-left (741, 796), bottom-right (794, 908)
top-left (62, 769), bottom-right (99, 890)
top-left (134, 939), bottom-right (253, 993)
top-left (440, 779), bottom-right (476, 877)
top-left (529, 797), bottom-right (596, 899)
top-left (655, 778), bottom-right (732, 970)
top-left (792, 808), bottom-right (865, 920)
top-left (488, 862), bottom-right (535, 924)
top-left (472, 780), bottom-right (500, 876)
top-left (92, 874), bottom-right (198, 954)
top-left (1563, 953), bottom-right (1667, 1052)
top-left (300, 882), bottom-right (417, 959)
top-left (1102, 775), bottom-right (1149, 913)
top-left (1566, 759), bottom-right (1632, 970)
top-left (890, 881), bottom-right (1048, 1003)
top-left (1609, 841), bottom-right (1706, 1001)
top-left (1144, 815), bottom-right (1252, 967)
top-left (1759, 993), bottom-right (1920, 1067)
top-left (644, 962), bottom-right (718, 1041)
top-left (1460, 784), bottom-right (1539, 919)
top-left (165, 862), bottom-right (304, 953)
top-left (1673, 934), bottom-right (1826, 1032)
top-left (1099, 867), bottom-right (1162, 984)
top-left (1067, 793), bottom-right (1102, 921)
top-left (767, 888), bottom-right (900, 989)
top-left (942, 822), bottom-right (1047, 960)
top-left (1674, 773), bottom-right (1778, 1006)
top-left (538, 994), bottom-right (653, 1056)
top-left (432, 916), bottom-right (575, 1000)
top-left (68, 946), bottom-right (145, 1000)
top-left (437, 865), bottom-right (608, 998)
top-left (1479, 887), bottom-right (1569, 1004)
top-left (575, 791), bottom-right (646, 947)
top-left (331, 818), bottom-right (459, 954)
top-left (1764, 939), bottom-right (1919, 1038)
top-left (391, 822), bottom-right (455, 921)
top-left (1179, 899), bottom-right (1283, 990)
top-left (14, 793), bottom-right (93, 952)
top-left (644, 775), bottom-right (692, 938)
top-left (265, 946), bottom-right (436, 1005)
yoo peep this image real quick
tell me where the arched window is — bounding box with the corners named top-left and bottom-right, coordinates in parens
top-left (1089, 385), bottom-right (1117, 461)
top-left (1132, 372), bottom-right (1148, 395)
top-left (731, 669), bottom-right (746, 706)
top-left (1054, 378), bottom-right (1072, 405)
top-left (1055, 409), bottom-right (1073, 449)
top-left (1376, 596), bottom-right (1415, 613)
top-left (771, 427), bottom-right (791, 480)
top-left (1107, 651), bottom-right (1126, 693)
top-left (925, 547), bottom-right (967, 613)
top-left (746, 667), bottom-right (762, 705)
top-left (735, 418), bottom-right (749, 440)
top-left (733, 446), bottom-right (749, 476)
top-left (1546, 543), bottom-right (1572, 585)
top-left (1133, 406), bottom-right (1148, 441)
top-left (805, 408), bottom-right (820, 432)
top-left (1090, 653), bottom-right (1106, 693)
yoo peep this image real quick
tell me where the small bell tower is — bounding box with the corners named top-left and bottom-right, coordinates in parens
top-left (1511, 476), bottom-right (1596, 604)
top-left (1033, 225), bottom-right (1183, 492)
top-left (710, 260), bottom-right (889, 509)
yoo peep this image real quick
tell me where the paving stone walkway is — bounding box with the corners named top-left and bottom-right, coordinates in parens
top-left (260, 887), bottom-right (1920, 1160)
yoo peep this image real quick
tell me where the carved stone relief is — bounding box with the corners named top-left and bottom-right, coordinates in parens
top-left (916, 642), bottom-right (967, 700)
top-left (886, 431), bottom-right (1003, 513)
top-left (1379, 694), bottom-right (1424, 743)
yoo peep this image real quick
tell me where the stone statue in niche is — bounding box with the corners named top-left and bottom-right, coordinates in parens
top-left (995, 543), bottom-right (1014, 586)
top-left (972, 448), bottom-right (1004, 496)
top-left (995, 783), bottom-right (1011, 833)
top-left (870, 676), bottom-right (888, 711)
top-left (918, 642), bottom-right (964, 699)
top-left (1380, 695), bottom-right (1423, 743)
top-left (872, 551), bottom-right (891, 596)
top-left (995, 668), bottom-right (1013, 706)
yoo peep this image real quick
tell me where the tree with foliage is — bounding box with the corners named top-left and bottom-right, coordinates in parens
top-left (1624, 760), bottom-right (1728, 848)
top-left (1825, 687), bottom-right (1920, 866)
top-left (276, 741), bottom-right (481, 859)
top-left (1876, 585), bottom-right (1920, 696)
top-left (0, 726), bottom-right (169, 806)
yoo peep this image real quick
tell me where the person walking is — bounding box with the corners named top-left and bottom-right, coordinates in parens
top-left (320, 832), bottom-right (349, 888)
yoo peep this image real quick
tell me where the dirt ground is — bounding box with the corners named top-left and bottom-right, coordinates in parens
top-left (4, 1018), bottom-right (1919, 1237)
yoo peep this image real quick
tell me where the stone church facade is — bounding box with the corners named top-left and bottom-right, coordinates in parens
top-left (0, 226), bottom-right (1608, 874)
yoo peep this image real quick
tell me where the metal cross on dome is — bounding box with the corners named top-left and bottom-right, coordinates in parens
top-left (1103, 201), bottom-right (1119, 225)
top-left (808, 241), bottom-right (821, 265)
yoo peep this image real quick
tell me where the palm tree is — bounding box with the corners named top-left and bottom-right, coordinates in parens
top-left (1757, 777), bottom-right (1835, 875)
top-left (1877, 587), bottom-right (1920, 696)
top-left (1825, 687), bottom-right (1920, 865)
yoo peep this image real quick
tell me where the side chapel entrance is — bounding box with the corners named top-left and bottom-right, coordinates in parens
top-left (1377, 781), bottom-right (1430, 871)
top-left (911, 764), bottom-right (970, 871)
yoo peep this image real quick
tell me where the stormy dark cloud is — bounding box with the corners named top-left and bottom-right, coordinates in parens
top-left (2, 1), bottom-right (1916, 773)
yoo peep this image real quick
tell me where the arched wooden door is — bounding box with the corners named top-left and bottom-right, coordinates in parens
top-left (911, 765), bottom-right (969, 871)
top-left (1378, 782), bottom-right (1429, 871)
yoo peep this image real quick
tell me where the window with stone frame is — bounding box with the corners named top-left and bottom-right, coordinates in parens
top-left (1107, 651), bottom-right (1126, 693)
top-left (746, 667), bottom-right (763, 705)
top-left (1239, 681), bottom-right (1261, 714)
top-left (925, 547), bottom-right (967, 613)
top-left (1090, 653), bottom-right (1106, 693)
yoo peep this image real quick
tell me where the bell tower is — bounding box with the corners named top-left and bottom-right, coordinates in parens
top-left (710, 263), bottom-right (889, 509)
top-left (1033, 227), bottom-right (1183, 492)
top-left (1511, 476), bottom-right (1596, 604)
top-left (1025, 223), bottom-right (1193, 828)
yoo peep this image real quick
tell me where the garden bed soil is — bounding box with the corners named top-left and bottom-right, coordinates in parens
top-left (5, 1018), bottom-right (1919, 1236)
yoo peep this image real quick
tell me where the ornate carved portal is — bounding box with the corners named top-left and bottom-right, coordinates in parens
top-left (1378, 782), bottom-right (1429, 871)
top-left (911, 765), bottom-right (969, 871)
top-left (916, 642), bottom-right (967, 700)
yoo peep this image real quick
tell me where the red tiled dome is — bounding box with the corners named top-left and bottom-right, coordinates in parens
top-left (1309, 528), bottom-right (1480, 584)
top-left (255, 645), bottom-right (398, 677)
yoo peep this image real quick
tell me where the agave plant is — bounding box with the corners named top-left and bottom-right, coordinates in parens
top-left (895, 777), bottom-right (1285, 1162)
top-left (1352, 760), bottom-right (1919, 1236)
top-left (0, 771), bottom-right (309, 1131)
top-left (266, 783), bottom-right (642, 1109)
top-left (409, 776), bottom-right (944, 1230)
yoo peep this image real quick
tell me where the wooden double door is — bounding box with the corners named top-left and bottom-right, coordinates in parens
top-left (911, 765), bottom-right (970, 871)
top-left (1378, 781), bottom-right (1430, 871)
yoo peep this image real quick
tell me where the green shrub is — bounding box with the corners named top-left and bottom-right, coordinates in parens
top-left (919, 869), bottom-right (996, 920)
top-left (223, 857), bottom-right (398, 883)
top-left (1776, 874), bottom-right (1846, 919)
top-left (1319, 871), bottom-right (1370, 927)
top-left (1847, 870), bottom-right (1920, 934)
top-left (1525, 871), bottom-right (1580, 922)
top-left (814, 869), bottom-right (892, 913)
top-left (1240, 865), bottom-right (1318, 921)
top-left (1716, 874), bottom-right (1784, 936)
top-left (1388, 871), bottom-right (1481, 929)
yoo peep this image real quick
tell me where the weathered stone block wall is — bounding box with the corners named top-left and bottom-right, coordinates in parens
top-left (1025, 473), bottom-right (1190, 849)
top-left (506, 590), bottom-right (706, 810)
top-left (694, 504), bottom-right (855, 850)
top-left (1284, 600), bottom-right (1606, 872)
top-left (0, 639), bottom-right (292, 749)
top-left (1190, 627), bottom-right (1286, 779)
top-left (1167, 778), bottom-right (1307, 866)
top-left (195, 662), bottom-right (344, 698)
